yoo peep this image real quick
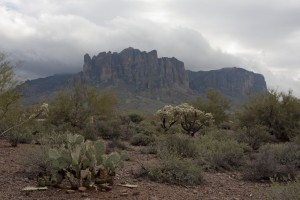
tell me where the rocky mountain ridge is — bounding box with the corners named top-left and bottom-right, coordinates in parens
top-left (82, 47), bottom-right (189, 91)
top-left (22, 47), bottom-right (268, 111)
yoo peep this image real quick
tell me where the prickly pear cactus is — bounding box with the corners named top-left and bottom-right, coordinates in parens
top-left (41, 133), bottom-right (125, 190)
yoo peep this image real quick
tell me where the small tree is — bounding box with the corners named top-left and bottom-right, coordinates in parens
top-left (238, 90), bottom-right (300, 141)
top-left (0, 53), bottom-right (22, 133)
top-left (86, 88), bottom-right (118, 120)
top-left (48, 82), bottom-right (118, 129)
top-left (192, 89), bottom-right (231, 125)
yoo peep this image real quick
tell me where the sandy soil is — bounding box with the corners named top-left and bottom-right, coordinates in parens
top-left (0, 139), bottom-right (269, 200)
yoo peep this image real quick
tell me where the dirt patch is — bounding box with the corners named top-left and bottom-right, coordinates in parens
top-left (0, 139), bottom-right (269, 200)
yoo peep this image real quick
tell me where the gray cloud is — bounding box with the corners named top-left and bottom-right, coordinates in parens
top-left (0, 0), bottom-right (299, 96)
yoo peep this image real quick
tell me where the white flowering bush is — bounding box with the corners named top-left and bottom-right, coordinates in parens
top-left (156, 103), bottom-right (214, 136)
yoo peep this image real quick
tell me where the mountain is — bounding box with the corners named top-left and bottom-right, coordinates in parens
top-left (21, 74), bottom-right (74, 104)
top-left (188, 67), bottom-right (267, 100)
top-left (82, 47), bottom-right (189, 91)
top-left (21, 48), bottom-right (268, 111)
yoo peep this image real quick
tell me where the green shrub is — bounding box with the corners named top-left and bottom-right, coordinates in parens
top-left (266, 177), bottom-right (300, 200)
top-left (140, 145), bottom-right (157, 154)
top-left (22, 146), bottom-right (50, 177)
top-left (197, 136), bottom-right (247, 171)
top-left (96, 120), bottom-right (122, 139)
top-left (128, 113), bottom-right (144, 124)
top-left (156, 134), bottom-right (198, 158)
top-left (19, 129), bottom-right (34, 144)
top-left (131, 133), bottom-right (155, 146)
top-left (35, 130), bottom-right (68, 148)
top-left (146, 155), bottom-right (203, 185)
top-left (7, 130), bottom-right (20, 147)
top-left (218, 121), bottom-right (234, 130)
top-left (7, 129), bottom-right (33, 147)
top-left (236, 125), bottom-right (273, 150)
top-left (244, 143), bottom-right (300, 181)
top-left (107, 139), bottom-right (127, 152)
top-left (81, 124), bottom-right (98, 141)
top-left (201, 128), bottom-right (238, 142)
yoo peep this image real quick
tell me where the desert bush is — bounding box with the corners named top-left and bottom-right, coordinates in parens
top-left (22, 146), bottom-right (50, 178)
top-left (81, 123), bottom-right (98, 141)
top-left (128, 113), bottom-right (144, 124)
top-left (145, 154), bottom-right (203, 185)
top-left (133, 120), bottom-right (158, 135)
top-left (156, 134), bottom-right (198, 158)
top-left (244, 143), bottom-right (300, 181)
top-left (140, 145), bottom-right (157, 154)
top-left (18, 129), bottom-right (34, 144)
top-left (197, 136), bottom-right (247, 171)
top-left (218, 121), bottom-right (233, 130)
top-left (107, 139), bottom-right (127, 152)
top-left (131, 133), bottom-right (155, 146)
top-left (236, 125), bottom-right (273, 150)
top-left (201, 127), bottom-right (238, 142)
top-left (7, 129), bottom-right (33, 147)
top-left (7, 130), bottom-right (21, 147)
top-left (96, 120), bottom-right (122, 140)
top-left (35, 130), bottom-right (68, 148)
top-left (266, 177), bottom-right (300, 200)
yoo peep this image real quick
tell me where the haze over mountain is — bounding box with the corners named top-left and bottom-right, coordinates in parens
top-left (22, 48), bottom-right (267, 111)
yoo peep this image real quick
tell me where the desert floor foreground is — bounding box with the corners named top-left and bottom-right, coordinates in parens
top-left (0, 139), bottom-right (270, 200)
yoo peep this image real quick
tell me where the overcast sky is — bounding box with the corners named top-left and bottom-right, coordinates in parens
top-left (1, 0), bottom-right (300, 96)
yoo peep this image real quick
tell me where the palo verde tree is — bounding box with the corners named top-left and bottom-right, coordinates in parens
top-left (238, 90), bottom-right (300, 141)
top-left (48, 82), bottom-right (118, 129)
top-left (0, 52), bottom-right (49, 141)
top-left (192, 89), bottom-right (231, 125)
top-left (0, 53), bottom-right (22, 133)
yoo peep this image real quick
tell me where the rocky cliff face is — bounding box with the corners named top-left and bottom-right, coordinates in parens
top-left (188, 67), bottom-right (268, 99)
top-left (21, 48), bottom-right (269, 110)
top-left (82, 47), bottom-right (189, 91)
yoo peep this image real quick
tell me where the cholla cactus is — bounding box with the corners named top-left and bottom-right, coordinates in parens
top-left (176, 103), bottom-right (214, 136)
top-left (40, 103), bottom-right (49, 116)
top-left (29, 103), bottom-right (49, 119)
top-left (156, 103), bottom-right (214, 136)
top-left (156, 105), bottom-right (180, 131)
